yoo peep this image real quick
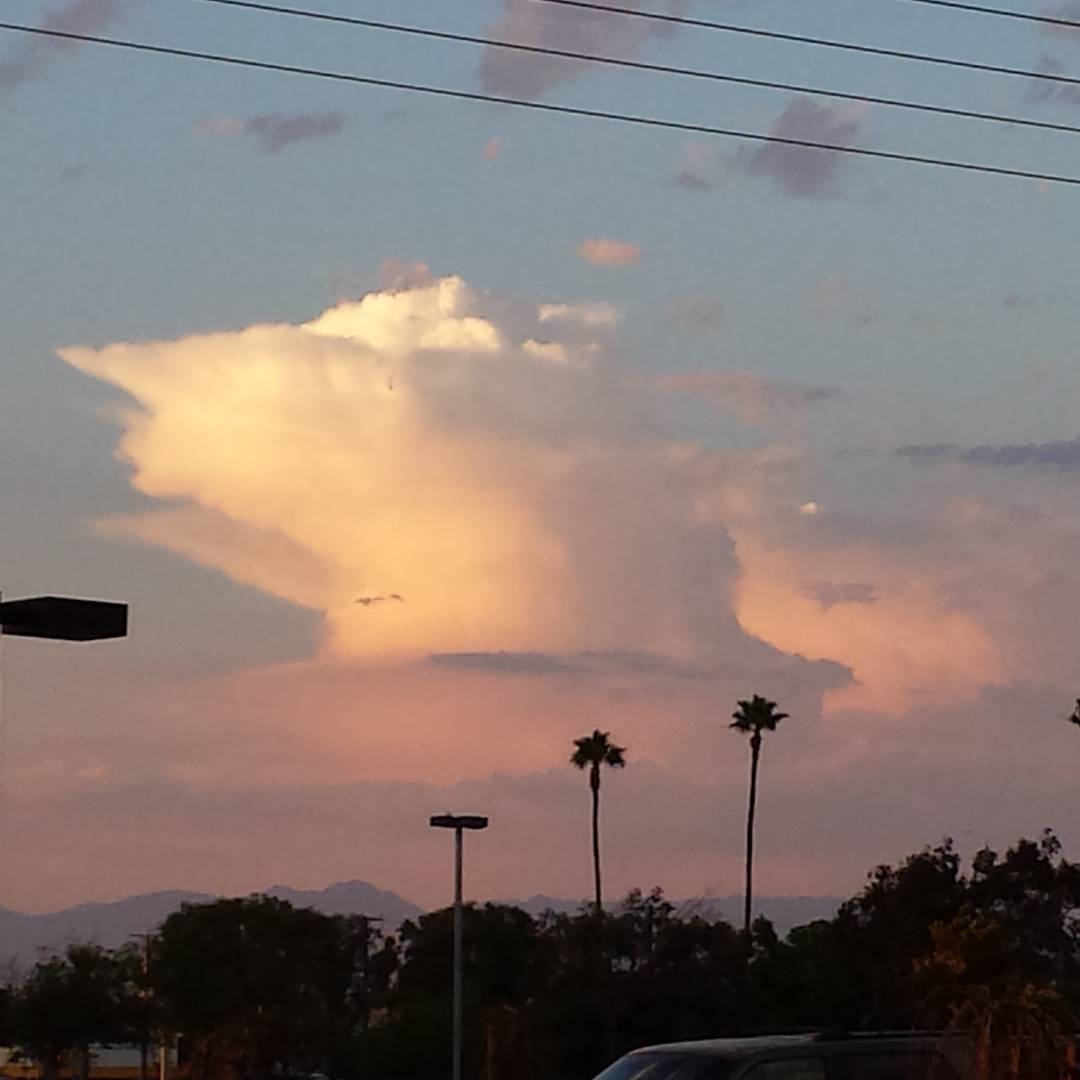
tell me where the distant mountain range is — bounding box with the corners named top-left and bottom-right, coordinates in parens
top-left (0, 882), bottom-right (422, 968)
top-left (0, 885), bottom-right (841, 967)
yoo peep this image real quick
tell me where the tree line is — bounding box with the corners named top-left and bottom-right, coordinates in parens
top-left (3, 832), bottom-right (1079, 1080)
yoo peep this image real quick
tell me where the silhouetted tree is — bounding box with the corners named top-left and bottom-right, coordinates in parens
top-left (731, 695), bottom-right (788, 935)
top-left (915, 911), bottom-right (1074, 1080)
top-left (151, 896), bottom-right (367, 1080)
top-left (571, 730), bottom-right (626, 915)
top-left (13, 944), bottom-right (132, 1080)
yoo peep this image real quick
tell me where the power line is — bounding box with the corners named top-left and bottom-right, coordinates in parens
top-left (531, 0), bottom-right (1080, 91)
top-left (891, 0), bottom-right (1080, 31)
top-left (184, 0), bottom-right (1080, 138)
top-left (2, 20), bottom-right (1080, 187)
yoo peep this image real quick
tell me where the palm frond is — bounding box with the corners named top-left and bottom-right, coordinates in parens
top-left (730, 694), bottom-right (789, 735)
top-left (570, 729), bottom-right (627, 769)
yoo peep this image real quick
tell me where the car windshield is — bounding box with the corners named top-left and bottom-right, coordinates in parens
top-left (593, 1052), bottom-right (736, 1080)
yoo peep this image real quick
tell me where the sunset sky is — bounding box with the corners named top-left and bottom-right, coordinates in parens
top-left (3, 0), bottom-right (1080, 915)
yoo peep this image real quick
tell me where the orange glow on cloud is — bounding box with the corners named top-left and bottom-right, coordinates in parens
top-left (61, 277), bottom-right (736, 667)
top-left (60, 274), bottom-right (1031, 732)
top-left (732, 532), bottom-right (1003, 714)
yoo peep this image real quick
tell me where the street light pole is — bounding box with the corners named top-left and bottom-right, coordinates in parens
top-left (0, 592), bottom-right (127, 902)
top-left (430, 813), bottom-right (488, 1080)
top-left (453, 825), bottom-right (463, 1080)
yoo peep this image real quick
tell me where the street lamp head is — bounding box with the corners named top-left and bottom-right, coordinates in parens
top-left (0, 596), bottom-right (128, 642)
top-left (430, 813), bottom-right (488, 831)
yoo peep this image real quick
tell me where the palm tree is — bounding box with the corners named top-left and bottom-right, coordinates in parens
top-left (731, 695), bottom-right (788, 936)
top-left (571, 730), bottom-right (626, 915)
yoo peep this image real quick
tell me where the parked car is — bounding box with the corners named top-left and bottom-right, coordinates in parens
top-left (590, 1031), bottom-right (973, 1080)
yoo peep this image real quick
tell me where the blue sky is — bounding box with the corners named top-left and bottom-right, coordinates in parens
top-left (3, 0), bottom-right (1080, 913)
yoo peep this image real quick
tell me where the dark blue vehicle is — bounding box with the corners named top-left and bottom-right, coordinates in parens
top-left (591, 1031), bottom-right (973, 1080)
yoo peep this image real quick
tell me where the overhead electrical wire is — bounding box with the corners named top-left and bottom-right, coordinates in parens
top-left (530, 0), bottom-right (1080, 91)
top-left (891, 0), bottom-right (1080, 31)
top-left (2, 20), bottom-right (1080, 187)
top-left (184, 0), bottom-right (1080, 138)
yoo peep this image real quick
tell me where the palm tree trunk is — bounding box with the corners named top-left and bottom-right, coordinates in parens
top-left (743, 732), bottom-right (762, 936)
top-left (591, 766), bottom-right (602, 916)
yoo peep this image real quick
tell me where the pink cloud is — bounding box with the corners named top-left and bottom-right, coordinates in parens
top-left (194, 112), bottom-right (347, 154)
top-left (0, 0), bottom-right (127, 94)
top-left (735, 97), bottom-right (866, 199)
top-left (577, 237), bottom-right (642, 267)
top-left (377, 258), bottom-right (432, 291)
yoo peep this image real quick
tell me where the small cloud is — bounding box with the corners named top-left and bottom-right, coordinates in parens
top-left (523, 340), bottom-right (574, 364)
top-left (668, 296), bottom-right (726, 330)
top-left (675, 141), bottom-right (726, 192)
top-left (484, 136), bottom-right (503, 161)
top-left (427, 649), bottom-right (719, 681)
top-left (539, 302), bottom-right (621, 327)
top-left (807, 582), bottom-right (877, 609)
top-left (800, 500), bottom-right (823, 516)
top-left (193, 115), bottom-right (245, 139)
top-left (661, 371), bottom-right (838, 422)
top-left (479, 0), bottom-right (685, 99)
top-left (1026, 53), bottom-right (1080, 105)
top-left (194, 112), bottom-right (347, 154)
top-left (1037, 3), bottom-right (1080, 37)
top-left (0, 0), bottom-right (127, 96)
top-left (1000, 291), bottom-right (1038, 311)
top-left (733, 97), bottom-right (866, 199)
top-left (898, 437), bottom-right (1080, 471)
top-left (378, 259), bottom-right (432, 291)
top-left (807, 274), bottom-right (880, 327)
top-left (58, 162), bottom-right (90, 184)
top-left (577, 237), bottom-right (642, 267)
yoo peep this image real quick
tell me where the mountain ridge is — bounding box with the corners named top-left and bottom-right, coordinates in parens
top-left (0, 885), bottom-right (841, 966)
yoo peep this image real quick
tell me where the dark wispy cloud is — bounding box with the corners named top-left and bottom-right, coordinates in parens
top-left (1026, 54), bottom-right (1080, 105)
top-left (668, 296), bottom-right (727, 330)
top-left (898, 437), bottom-right (1080, 470)
top-left (661, 370), bottom-right (839, 422)
top-left (733, 97), bottom-right (866, 199)
top-left (0, 0), bottom-right (126, 96)
top-left (807, 582), bottom-right (877, 609)
top-left (1000, 291), bottom-right (1039, 311)
top-left (427, 651), bottom-right (581, 676)
top-left (194, 113), bottom-right (347, 155)
top-left (479, 0), bottom-right (685, 99)
top-left (426, 649), bottom-right (741, 682)
top-left (1038, 2), bottom-right (1080, 36)
top-left (674, 141), bottom-right (727, 192)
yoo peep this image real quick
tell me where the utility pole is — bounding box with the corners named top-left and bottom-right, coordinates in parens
top-left (356, 915), bottom-right (383, 1036)
top-left (130, 933), bottom-right (151, 1080)
top-left (129, 931), bottom-right (167, 1080)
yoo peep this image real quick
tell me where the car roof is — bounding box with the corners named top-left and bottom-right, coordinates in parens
top-left (630, 1035), bottom-right (820, 1058)
top-left (628, 1034), bottom-right (951, 1061)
